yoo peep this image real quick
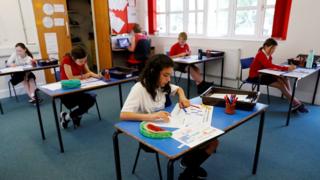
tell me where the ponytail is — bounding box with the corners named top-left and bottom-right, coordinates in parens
top-left (15, 42), bottom-right (33, 58)
top-left (259, 38), bottom-right (278, 51)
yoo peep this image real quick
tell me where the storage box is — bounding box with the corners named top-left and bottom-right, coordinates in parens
top-left (37, 59), bottom-right (58, 66)
top-left (109, 66), bottom-right (139, 79)
top-left (200, 87), bottom-right (260, 110)
top-left (202, 50), bottom-right (224, 58)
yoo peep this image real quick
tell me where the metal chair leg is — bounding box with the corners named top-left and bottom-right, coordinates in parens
top-left (155, 153), bottom-right (163, 180)
top-left (8, 80), bottom-right (12, 97)
top-left (95, 99), bottom-right (102, 121)
top-left (0, 101), bottom-right (3, 114)
top-left (239, 82), bottom-right (245, 89)
top-left (132, 145), bottom-right (142, 174)
top-left (60, 99), bottom-right (63, 112)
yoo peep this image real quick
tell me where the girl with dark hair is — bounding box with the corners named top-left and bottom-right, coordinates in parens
top-left (248, 38), bottom-right (308, 112)
top-left (6, 42), bottom-right (40, 103)
top-left (59, 46), bottom-right (101, 129)
top-left (120, 54), bottom-right (219, 179)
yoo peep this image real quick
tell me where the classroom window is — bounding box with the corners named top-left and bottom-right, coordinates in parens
top-left (155, 0), bottom-right (275, 40)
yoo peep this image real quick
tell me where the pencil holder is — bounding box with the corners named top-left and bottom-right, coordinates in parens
top-left (225, 103), bottom-right (236, 115)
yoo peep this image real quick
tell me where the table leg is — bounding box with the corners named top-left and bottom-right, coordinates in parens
top-left (312, 71), bottom-right (320, 105)
top-left (187, 66), bottom-right (190, 98)
top-left (252, 110), bottom-right (265, 174)
top-left (167, 159), bottom-right (175, 180)
top-left (203, 62), bottom-right (206, 82)
top-left (113, 130), bottom-right (122, 180)
top-left (53, 67), bottom-right (58, 82)
top-left (0, 100), bottom-right (3, 114)
top-left (52, 98), bottom-right (64, 153)
top-left (286, 78), bottom-right (298, 126)
top-left (118, 84), bottom-right (123, 108)
top-left (35, 89), bottom-right (45, 140)
top-left (220, 57), bottom-right (224, 87)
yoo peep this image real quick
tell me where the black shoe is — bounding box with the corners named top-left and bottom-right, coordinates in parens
top-left (291, 103), bottom-right (301, 112)
top-left (179, 158), bottom-right (187, 169)
top-left (31, 98), bottom-right (43, 105)
top-left (178, 167), bottom-right (207, 180)
top-left (197, 81), bottom-right (213, 94)
top-left (298, 103), bottom-right (309, 113)
top-left (72, 116), bottom-right (82, 128)
top-left (60, 112), bottom-right (70, 129)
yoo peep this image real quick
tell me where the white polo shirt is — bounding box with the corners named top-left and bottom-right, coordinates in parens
top-left (121, 82), bottom-right (179, 114)
top-left (7, 52), bottom-right (32, 66)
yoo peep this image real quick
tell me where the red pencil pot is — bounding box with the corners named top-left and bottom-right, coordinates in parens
top-left (225, 103), bottom-right (236, 115)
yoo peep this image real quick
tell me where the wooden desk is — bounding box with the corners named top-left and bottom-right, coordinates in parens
top-left (0, 64), bottom-right (59, 114)
top-left (35, 76), bottom-right (138, 153)
top-left (173, 55), bottom-right (225, 98)
top-left (259, 66), bottom-right (320, 126)
top-left (113, 97), bottom-right (268, 180)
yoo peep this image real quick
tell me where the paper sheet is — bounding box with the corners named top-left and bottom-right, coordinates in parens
top-left (173, 55), bottom-right (199, 63)
top-left (127, 7), bottom-right (137, 23)
top-left (0, 66), bottom-right (24, 73)
top-left (109, 12), bottom-right (125, 33)
top-left (44, 33), bottom-right (58, 54)
top-left (80, 78), bottom-right (107, 88)
top-left (108, 0), bottom-right (128, 11)
top-left (152, 103), bottom-right (213, 128)
top-left (284, 68), bottom-right (317, 79)
top-left (209, 93), bottom-right (251, 102)
top-left (172, 126), bottom-right (224, 148)
top-left (258, 69), bottom-right (285, 76)
top-left (41, 82), bottom-right (61, 91)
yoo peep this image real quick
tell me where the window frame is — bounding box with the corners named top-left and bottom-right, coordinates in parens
top-left (155, 0), bottom-right (275, 40)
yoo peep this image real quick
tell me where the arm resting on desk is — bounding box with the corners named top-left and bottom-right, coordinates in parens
top-left (120, 111), bottom-right (170, 122)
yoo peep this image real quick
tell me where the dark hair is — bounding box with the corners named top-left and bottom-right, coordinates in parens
top-left (132, 23), bottom-right (142, 33)
top-left (259, 38), bottom-right (278, 51)
top-left (15, 42), bottom-right (33, 58)
top-left (139, 54), bottom-right (174, 101)
top-left (70, 46), bottom-right (87, 60)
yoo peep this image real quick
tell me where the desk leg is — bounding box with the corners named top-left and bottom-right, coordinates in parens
top-left (35, 89), bottom-right (45, 140)
top-left (252, 110), bottom-right (265, 174)
top-left (312, 71), bottom-right (320, 105)
top-left (167, 159), bottom-right (175, 180)
top-left (118, 84), bottom-right (123, 108)
top-left (53, 67), bottom-right (58, 82)
top-left (113, 130), bottom-right (122, 180)
top-left (220, 57), bottom-right (224, 87)
top-left (187, 66), bottom-right (190, 98)
top-left (286, 78), bottom-right (298, 126)
top-left (203, 62), bottom-right (206, 82)
top-left (52, 98), bottom-right (64, 153)
top-left (0, 101), bottom-right (3, 114)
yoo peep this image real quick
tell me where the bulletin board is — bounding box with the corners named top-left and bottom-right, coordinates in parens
top-left (108, 0), bottom-right (137, 34)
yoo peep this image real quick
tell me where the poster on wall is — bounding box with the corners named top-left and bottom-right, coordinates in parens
top-left (44, 33), bottom-right (58, 54)
top-left (108, 0), bottom-right (137, 34)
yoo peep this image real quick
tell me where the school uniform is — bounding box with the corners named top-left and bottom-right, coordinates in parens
top-left (7, 52), bottom-right (35, 85)
top-left (60, 55), bottom-right (95, 119)
top-left (169, 42), bottom-right (191, 72)
top-left (248, 49), bottom-right (288, 85)
top-left (121, 82), bottom-right (179, 113)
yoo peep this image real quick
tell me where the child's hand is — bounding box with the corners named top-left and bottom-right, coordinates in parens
top-left (152, 111), bottom-right (170, 122)
top-left (179, 98), bottom-right (190, 108)
top-left (288, 65), bottom-right (296, 71)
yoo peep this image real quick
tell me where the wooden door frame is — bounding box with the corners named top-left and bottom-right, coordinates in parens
top-left (91, 0), bottom-right (112, 70)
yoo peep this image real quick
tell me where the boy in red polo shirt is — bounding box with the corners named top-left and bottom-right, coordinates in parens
top-left (169, 32), bottom-right (213, 94)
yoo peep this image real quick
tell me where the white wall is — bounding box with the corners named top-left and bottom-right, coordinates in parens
top-left (136, 0), bottom-right (320, 105)
top-left (0, 0), bottom-right (45, 99)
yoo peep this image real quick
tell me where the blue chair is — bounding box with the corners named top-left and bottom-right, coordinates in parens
top-left (54, 70), bottom-right (102, 121)
top-left (239, 57), bottom-right (270, 104)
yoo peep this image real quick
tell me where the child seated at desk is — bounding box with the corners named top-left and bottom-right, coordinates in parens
top-left (169, 32), bottom-right (213, 94)
top-left (6, 42), bottom-right (41, 104)
top-left (248, 38), bottom-right (308, 113)
top-left (120, 54), bottom-right (219, 179)
top-left (59, 46), bottom-right (101, 129)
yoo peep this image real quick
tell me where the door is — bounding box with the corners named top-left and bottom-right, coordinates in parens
top-left (32, 0), bottom-right (72, 83)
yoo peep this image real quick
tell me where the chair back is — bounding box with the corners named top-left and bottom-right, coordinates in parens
top-left (240, 57), bottom-right (254, 81)
top-left (134, 39), bottom-right (151, 62)
top-left (54, 69), bottom-right (61, 81)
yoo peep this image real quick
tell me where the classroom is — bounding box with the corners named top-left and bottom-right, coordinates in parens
top-left (0, 0), bottom-right (319, 180)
